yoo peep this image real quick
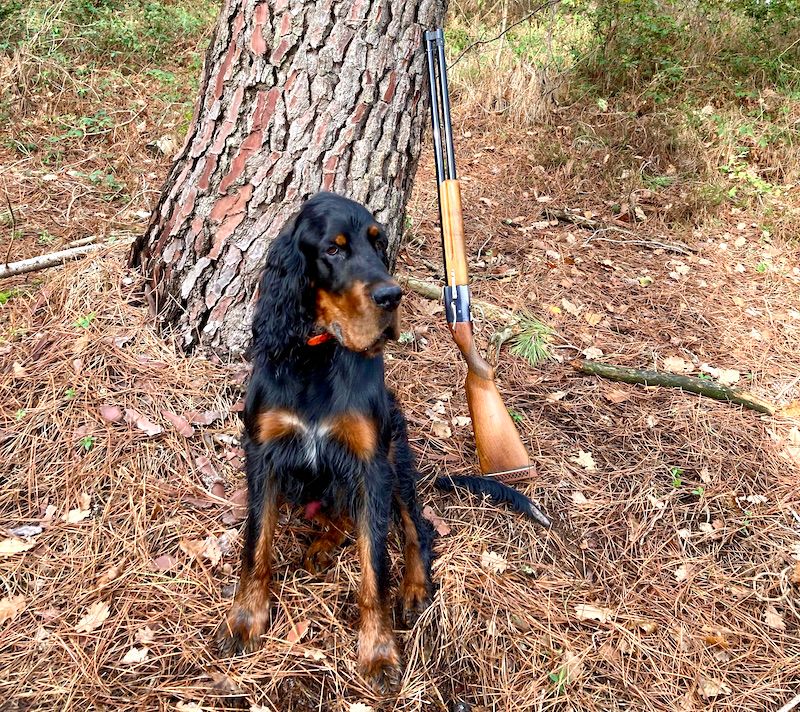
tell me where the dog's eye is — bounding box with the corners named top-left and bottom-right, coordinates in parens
top-left (326, 245), bottom-right (339, 256)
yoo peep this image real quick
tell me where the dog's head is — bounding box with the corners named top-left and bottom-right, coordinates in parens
top-left (251, 192), bottom-right (401, 361)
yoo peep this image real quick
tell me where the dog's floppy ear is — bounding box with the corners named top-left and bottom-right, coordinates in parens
top-left (249, 213), bottom-right (309, 363)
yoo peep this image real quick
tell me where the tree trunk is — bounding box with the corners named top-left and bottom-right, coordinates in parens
top-left (131, 0), bottom-right (446, 356)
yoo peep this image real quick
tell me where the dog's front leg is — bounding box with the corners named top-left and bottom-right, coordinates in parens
top-left (217, 478), bottom-right (278, 655)
top-left (356, 472), bottom-right (401, 693)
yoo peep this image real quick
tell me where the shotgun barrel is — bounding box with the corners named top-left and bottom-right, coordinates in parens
top-left (424, 28), bottom-right (533, 480)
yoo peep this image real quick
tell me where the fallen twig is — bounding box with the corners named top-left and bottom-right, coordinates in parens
top-left (583, 231), bottom-right (693, 255)
top-left (66, 235), bottom-right (99, 248)
top-left (572, 359), bottom-right (776, 415)
top-left (0, 237), bottom-right (134, 279)
top-left (544, 207), bottom-right (694, 255)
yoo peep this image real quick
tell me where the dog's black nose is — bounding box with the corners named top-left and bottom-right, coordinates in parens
top-left (371, 282), bottom-right (402, 311)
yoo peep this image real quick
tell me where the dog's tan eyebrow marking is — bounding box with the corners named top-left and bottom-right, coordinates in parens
top-left (367, 225), bottom-right (380, 239)
top-left (334, 234), bottom-right (348, 246)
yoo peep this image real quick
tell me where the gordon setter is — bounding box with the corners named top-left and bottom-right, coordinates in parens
top-left (217, 192), bottom-right (548, 693)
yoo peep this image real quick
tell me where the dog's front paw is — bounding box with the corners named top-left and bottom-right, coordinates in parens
top-left (358, 632), bottom-right (402, 694)
top-left (399, 582), bottom-right (432, 628)
top-left (216, 602), bottom-right (270, 656)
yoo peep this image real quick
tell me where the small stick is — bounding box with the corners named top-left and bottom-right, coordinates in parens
top-left (544, 207), bottom-right (694, 254)
top-left (0, 239), bottom-right (133, 279)
top-left (572, 360), bottom-right (776, 415)
top-left (66, 235), bottom-right (99, 248)
top-left (778, 694), bottom-right (800, 712)
top-left (584, 232), bottom-right (693, 255)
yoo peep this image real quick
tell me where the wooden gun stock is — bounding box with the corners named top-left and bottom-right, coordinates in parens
top-left (426, 31), bottom-right (532, 479)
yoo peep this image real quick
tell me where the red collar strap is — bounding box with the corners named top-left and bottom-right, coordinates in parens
top-left (307, 332), bottom-right (334, 346)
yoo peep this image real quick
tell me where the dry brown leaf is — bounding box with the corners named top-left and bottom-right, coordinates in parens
top-left (422, 505), bottom-right (451, 536)
top-left (124, 408), bottom-right (163, 437)
top-left (584, 312), bottom-right (603, 326)
top-left (570, 450), bottom-right (597, 471)
top-left (780, 401), bottom-right (800, 418)
top-left (764, 605), bottom-right (785, 630)
top-left (162, 411), bottom-right (195, 437)
top-left (181, 537), bottom-right (222, 567)
top-left (64, 492), bottom-right (91, 524)
top-left (582, 346), bottom-right (603, 360)
top-left (481, 550), bottom-right (508, 574)
top-left (574, 603), bottom-right (611, 623)
top-left (136, 626), bottom-right (156, 645)
top-left (303, 648), bottom-right (327, 661)
top-left (39, 504), bottom-right (57, 526)
top-left (698, 676), bottom-right (732, 699)
top-left (348, 704), bottom-right (374, 712)
top-left (97, 565), bottom-right (123, 588)
top-left (75, 601), bottom-right (110, 633)
top-left (99, 405), bottom-right (123, 423)
top-left (700, 364), bottom-right (741, 386)
top-left (121, 646), bottom-right (150, 664)
top-left (674, 563), bottom-right (693, 582)
top-left (571, 491), bottom-right (589, 505)
top-left (194, 454), bottom-right (220, 483)
top-left (663, 356), bottom-right (692, 374)
top-left (451, 415), bottom-right (471, 427)
top-left (0, 595), bottom-right (26, 625)
top-left (561, 298), bottom-right (581, 316)
top-left (217, 529), bottom-right (239, 556)
top-left (431, 420), bottom-right (452, 438)
top-left (222, 488), bottom-right (248, 526)
top-left (790, 561), bottom-right (800, 585)
top-left (634, 619), bottom-right (659, 634)
top-left (179, 538), bottom-right (206, 559)
top-left (12, 361), bottom-right (26, 378)
top-left (286, 620), bottom-right (310, 644)
top-left (0, 538), bottom-right (35, 557)
top-left (152, 554), bottom-right (179, 572)
top-left (175, 704), bottom-right (203, 712)
top-left (603, 388), bottom-right (631, 404)
top-left (186, 410), bottom-right (222, 425)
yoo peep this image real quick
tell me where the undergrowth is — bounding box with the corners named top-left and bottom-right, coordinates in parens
top-left (445, 0), bottom-right (800, 234)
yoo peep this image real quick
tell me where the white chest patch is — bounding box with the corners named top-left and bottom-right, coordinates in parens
top-left (302, 422), bottom-right (331, 468)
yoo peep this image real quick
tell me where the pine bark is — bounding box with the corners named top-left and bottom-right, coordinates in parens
top-left (131, 0), bottom-right (446, 356)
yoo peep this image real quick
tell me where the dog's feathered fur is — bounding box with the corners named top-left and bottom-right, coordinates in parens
top-left (218, 192), bottom-right (546, 692)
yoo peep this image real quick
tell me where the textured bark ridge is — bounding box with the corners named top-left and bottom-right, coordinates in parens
top-left (131, 0), bottom-right (446, 356)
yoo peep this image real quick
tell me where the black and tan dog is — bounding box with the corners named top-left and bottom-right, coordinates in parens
top-left (217, 192), bottom-right (546, 692)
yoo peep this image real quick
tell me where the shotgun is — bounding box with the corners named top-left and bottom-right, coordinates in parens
top-left (424, 28), bottom-right (533, 481)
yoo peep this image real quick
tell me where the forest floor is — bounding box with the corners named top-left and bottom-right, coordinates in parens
top-left (3, 12), bottom-right (800, 712)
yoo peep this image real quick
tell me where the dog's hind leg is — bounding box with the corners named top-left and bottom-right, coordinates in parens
top-left (396, 494), bottom-right (434, 628)
top-left (303, 512), bottom-right (352, 574)
top-left (217, 478), bottom-right (278, 655)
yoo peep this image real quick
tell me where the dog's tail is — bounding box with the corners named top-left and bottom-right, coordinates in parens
top-left (434, 475), bottom-right (551, 528)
